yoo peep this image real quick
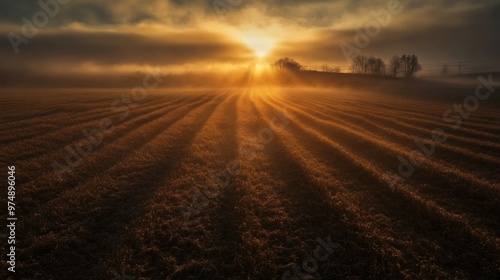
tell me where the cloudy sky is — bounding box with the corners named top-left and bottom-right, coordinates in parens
top-left (1, 0), bottom-right (500, 82)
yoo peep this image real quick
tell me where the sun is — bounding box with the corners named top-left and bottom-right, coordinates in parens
top-left (226, 25), bottom-right (280, 59)
top-left (255, 50), bottom-right (267, 58)
top-left (235, 32), bottom-right (275, 58)
top-left (244, 36), bottom-right (274, 58)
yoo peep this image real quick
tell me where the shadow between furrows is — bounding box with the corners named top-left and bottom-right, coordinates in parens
top-left (13, 94), bottom-right (201, 192)
top-left (261, 96), bottom-right (499, 278)
top-left (16, 92), bottom-right (214, 213)
top-left (284, 94), bottom-right (500, 156)
top-left (18, 93), bottom-right (217, 214)
top-left (353, 97), bottom-right (500, 125)
top-left (269, 94), bottom-right (500, 201)
top-left (18, 93), bottom-right (228, 280)
top-left (0, 94), bottom-right (175, 145)
top-left (1, 93), bottom-right (152, 128)
top-left (21, 93), bottom-right (213, 182)
top-left (273, 95), bottom-right (500, 224)
top-left (249, 94), bottom-right (387, 279)
top-left (16, 94), bottom-right (201, 175)
top-left (284, 99), bottom-right (500, 232)
top-left (0, 92), bottom-right (144, 134)
top-left (1, 107), bottom-right (66, 124)
top-left (7, 94), bottom-right (193, 163)
top-left (291, 93), bottom-right (500, 152)
top-left (276, 94), bottom-right (500, 211)
top-left (107, 92), bottom-right (242, 280)
top-left (169, 90), bottom-right (244, 279)
top-left (293, 90), bottom-right (500, 138)
top-left (348, 102), bottom-right (500, 146)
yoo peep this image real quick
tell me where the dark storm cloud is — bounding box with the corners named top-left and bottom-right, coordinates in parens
top-left (0, 0), bottom-right (115, 26)
top-left (0, 1), bottom-right (40, 23)
top-left (1, 0), bottom-right (499, 26)
top-left (65, 3), bottom-right (116, 25)
top-left (0, 27), bottom-right (254, 72)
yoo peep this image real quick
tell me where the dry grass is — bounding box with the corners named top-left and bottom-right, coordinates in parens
top-left (0, 85), bottom-right (499, 279)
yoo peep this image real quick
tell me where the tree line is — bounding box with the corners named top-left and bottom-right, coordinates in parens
top-left (272, 54), bottom-right (423, 78)
top-left (350, 54), bottom-right (422, 78)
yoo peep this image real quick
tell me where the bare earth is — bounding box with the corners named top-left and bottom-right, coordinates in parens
top-left (0, 87), bottom-right (499, 279)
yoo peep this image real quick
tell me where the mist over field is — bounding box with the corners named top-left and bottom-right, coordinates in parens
top-left (1, 0), bottom-right (500, 279)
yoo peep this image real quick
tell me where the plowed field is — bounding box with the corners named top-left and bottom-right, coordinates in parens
top-left (1, 87), bottom-right (499, 279)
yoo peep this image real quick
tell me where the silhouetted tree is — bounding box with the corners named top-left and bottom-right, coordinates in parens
top-left (368, 56), bottom-right (386, 75)
top-left (273, 57), bottom-right (303, 72)
top-left (350, 55), bottom-right (369, 74)
top-left (321, 64), bottom-right (341, 73)
top-left (401, 54), bottom-right (422, 78)
top-left (388, 55), bottom-right (402, 77)
top-left (352, 55), bottom-right (385, 75)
